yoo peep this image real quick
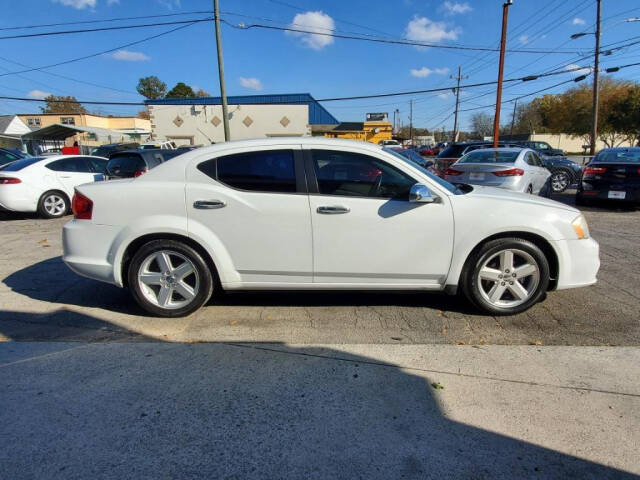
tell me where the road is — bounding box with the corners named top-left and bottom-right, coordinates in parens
top-left (1, 190), bottom-right (639, 345)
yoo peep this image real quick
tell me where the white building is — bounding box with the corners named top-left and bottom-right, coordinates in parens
top-left (146, 93), bottom-right (339, 145)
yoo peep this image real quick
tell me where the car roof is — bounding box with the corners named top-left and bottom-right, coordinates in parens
top-left (599, 147), bottom-right (640, 152)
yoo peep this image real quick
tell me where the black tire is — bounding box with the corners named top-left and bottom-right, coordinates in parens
top-left (539, 177), bottom-right (552, 198)
top-left (526, 184), bottom-right (533, 194)
top-left (37, 190), bottom-right (69, 219)
top-left (127, 239), bottom-right (214, 317)
top-left (550, 169), bottom-right (572, 193)
top-left (461, 238), bottom-right (550, 316)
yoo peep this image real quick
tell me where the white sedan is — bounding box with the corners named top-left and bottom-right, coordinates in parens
top-left (62, 138), bottom-right (599, 317)
top-left (0, 155), bottom-right (107, 218)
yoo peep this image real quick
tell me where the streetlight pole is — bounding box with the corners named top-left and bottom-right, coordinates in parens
top-left (409, 99), bottom-right (413, 145)
top-left (510, 98), bottom-right (518, 136)
top-left (451, 66), bottom-right (467, 142)
top-left (493, 0), bottom-right (513, 148)
top-left (213, 0), bottom-right (230, 141)
top-left (590, 0), bottom-right (602, 155)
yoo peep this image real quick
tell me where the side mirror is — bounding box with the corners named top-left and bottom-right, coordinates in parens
top-left (409, 184), bottom-right (436, 203)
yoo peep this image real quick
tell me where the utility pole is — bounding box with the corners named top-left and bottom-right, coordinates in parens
top-left (451, 66), bottom-right (468, 142)
top-left (493, 0), bottom-right (513, 148)
top-left (213, 0), bottom-right (230, 141)
top-left (409, 99), bottom-right (413, 145)
top-left (590, 0), bottom-right (602, 155)
top-left (510, 98), bottom-right (518, 136)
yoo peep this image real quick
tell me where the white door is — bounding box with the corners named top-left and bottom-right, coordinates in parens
top-left (306, 148), bottom-right (454, 288)
top-left (186, 146), bottom-right (312, 284)
top-left (45, 157), bottom-right (100, 198)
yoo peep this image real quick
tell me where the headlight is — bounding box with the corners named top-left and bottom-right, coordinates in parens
top-left (572, 214), bottom-right (590, 239)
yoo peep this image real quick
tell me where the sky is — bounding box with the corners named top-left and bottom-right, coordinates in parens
top-left (1, 0), bottom-right (640, 131)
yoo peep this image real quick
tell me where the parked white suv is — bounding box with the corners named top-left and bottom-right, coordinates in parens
top-left (62, 138), bottom-right (599, 317)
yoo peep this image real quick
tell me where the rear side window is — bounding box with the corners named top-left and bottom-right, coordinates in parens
top-left (106, 154), bottom-right (145, 176)
top-left (198, 150), bottom-right (297, 193)
top-left (46, 157), bottom-right (92, 172)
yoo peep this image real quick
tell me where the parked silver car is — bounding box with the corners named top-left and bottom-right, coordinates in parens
top-left (444, 148), bottom-right (551, 196)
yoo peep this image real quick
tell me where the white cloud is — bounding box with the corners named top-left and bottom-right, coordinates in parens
top-left (239, 77), bottom-right (263, 91)
top-left (566, 63), bottom-right (591, 76)
top-left (410, 66), bottom-right (449, 77)
top-left (27, 90), bottom-right (51, 99)
top-left (286, 11), bottom-right (335, 50)
top-left (110, 50), bottom-right (149, 61)
top-left (52, 0), bottom-right (95, 8)
top-left (438, 92), bottom-right (451, 99)
top-left (572, 17), bottom-right (586, 25)
top-left (405, 16), bottom-right (460, 45)
top-left (519, 35), bottom-right (529, 45)
top-left (442, 1), bottom-right (472, 15)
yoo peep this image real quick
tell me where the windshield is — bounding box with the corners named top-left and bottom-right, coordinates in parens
top-left (383, 148), bottom-right (462, 195)
top-left (0, 157), bottom-right (45, 171)
top-left (458, 150), bottom-right (519, 164)
top-left (594, 150), bottom-right (640, 163)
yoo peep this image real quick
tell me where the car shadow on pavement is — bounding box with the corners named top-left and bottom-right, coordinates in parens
top-left (4, 256), bottom-right (482, 315)
top-left (0, 314), bottom-right (635, 479)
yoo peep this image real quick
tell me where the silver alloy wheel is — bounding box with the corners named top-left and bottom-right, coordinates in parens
top-left (137, 250), bottom-right (200, 310)
top-left (43, 194), bottom-right (66, 216)
top-left (551, 171), bottom-right (570, 192)
top-left (477, 248), bottom-right (540, 308)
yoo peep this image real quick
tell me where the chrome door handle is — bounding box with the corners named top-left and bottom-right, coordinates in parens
top-left (193, 200), bottom-right (226, 209)
top-left (317, 205), bottom-right (350, 214)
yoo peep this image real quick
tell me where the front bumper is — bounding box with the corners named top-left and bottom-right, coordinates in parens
top-left (62, 220), bottom-right (121, 286)
top-left (552, 237), bottom-right (600, 290)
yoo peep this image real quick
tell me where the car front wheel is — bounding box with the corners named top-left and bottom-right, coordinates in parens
top-left (550, 170), bottom-right (571, 193)
top-left (128, 240), bottom-right (214, 317)
top-left (462, 238), bottom-right (550, 315)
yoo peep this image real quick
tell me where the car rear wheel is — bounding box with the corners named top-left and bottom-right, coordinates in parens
top-left (550, 170), bottom-right (571, 193)
top-left (462, 238), bottom-right (550, 315)
top-left (128, 240), bottom-right (214, 317)
top-left (37, 191), bottom-right (68, 218)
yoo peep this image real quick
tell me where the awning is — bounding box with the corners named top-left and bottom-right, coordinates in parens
top-left (21, 123), bottom-right (138, 142)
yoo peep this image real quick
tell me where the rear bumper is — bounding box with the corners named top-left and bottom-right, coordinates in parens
top-left (552, 237), bottom-right (600, 290)
top-left (62, 220), bottom-right (121, 286)
top-left (579, 182), bottom-right (640, 203)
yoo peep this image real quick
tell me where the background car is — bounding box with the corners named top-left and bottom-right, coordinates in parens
top-left (63, 138), bottom-right (598, 319)
top-left (444, 148), bottom-right (551, 196)
top-left (378, 139), bottom-right (400, 147)
top-left (105, 149), bottom-right (183, 179)
top-left (518, 140), bottom-right (565, 157)
top-left (435, 141), bottom-right (522, 176)
top-left (0, 147), bottom-right (26, 168)
top-left (90, 142), bottom-right (140, 158)
top-left (385, 146), bottom-right (437, 174)
top-left (576, 147), bottom-right (640, 206)
top-left (141, 140), bottom-right (177, 150)
top-left (0, 155), bottom-right (106, 218)
top-left (540, 156), bottom-right (583, 193)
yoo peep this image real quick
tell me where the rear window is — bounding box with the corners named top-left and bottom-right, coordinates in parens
top-left (0, 157), bottom-right (44, 171)
top-left (594, 150), bottom-right (640, 163)
top-left (106, 154), bottom-right (145, 176)
top-left (437, 144), bottom-right (468, 158)
top-left (458, 150), bottom-right (519, 164)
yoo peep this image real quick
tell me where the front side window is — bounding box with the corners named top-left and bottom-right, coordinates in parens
top-left (60, 117), bottom-right (75, 125)
top-left (46, 157), bottom-right (91, 172)
top-left (198, 149), bottom-right (297, 193)
top-left (312, 150), bottom-right (415, 199)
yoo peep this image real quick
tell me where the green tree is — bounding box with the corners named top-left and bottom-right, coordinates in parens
top-left (166, 82), bottom-right (196, 98)
top-left (40, 95), bottom-right (87, 114)
top-left (136, 76), bottom-right (167, 99)
top-left (608, 84), bottom-right (640, 147)
top-left (194, 88), bottom-right (210, 97)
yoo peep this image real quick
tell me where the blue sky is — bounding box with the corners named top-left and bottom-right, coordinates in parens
top-left (1, 0), bottom-right (639, 131)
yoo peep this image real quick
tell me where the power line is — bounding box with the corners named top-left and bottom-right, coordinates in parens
top-left (0, 20), bottom-right (203, 78)
top-left (0, 18), bottom-right (211, 41)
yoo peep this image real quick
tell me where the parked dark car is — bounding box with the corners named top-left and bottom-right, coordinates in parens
top-left (0, 147), bottom-right (26, 168)
top-left (576, 147), bottom-right (640, 205)
top-left (540, 156), bottom-right (583, 193)
top-left (518, 141), bottom-right (564, 157)
top-left (91, 142), bottom-right (140, 158)
top-left (105, 149), bottom-right (183, 179)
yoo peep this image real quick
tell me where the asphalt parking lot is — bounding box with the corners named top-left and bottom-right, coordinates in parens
top-left (1, 190), bottom-right (639, 346)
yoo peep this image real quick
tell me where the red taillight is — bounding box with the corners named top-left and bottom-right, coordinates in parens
top-left (133, 169), bottom-right (147, 177)
top-left (0, 177), bottom-right (21, 184)
top-left (445, 168), bottom-right (463, 176)
top-left (72, 192), bottom-right (93, 220)
top-left (493, 168), bottom-right (524, 177)
top-left (583, 166), bottom-right (606, 176)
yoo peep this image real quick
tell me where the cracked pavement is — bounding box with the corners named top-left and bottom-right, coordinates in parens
top-left (1, 191), bottom-right (639, 345)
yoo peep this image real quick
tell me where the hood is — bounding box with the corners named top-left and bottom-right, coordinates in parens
top-left (467, 185), bottom-right (579, 213)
